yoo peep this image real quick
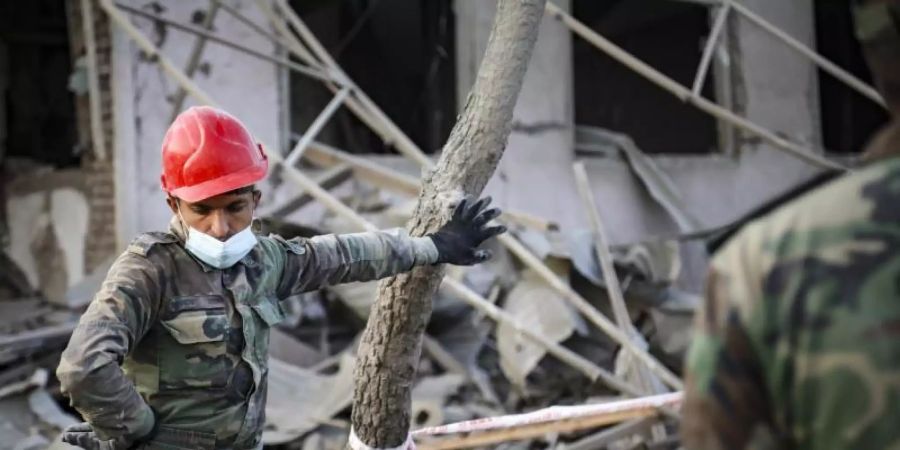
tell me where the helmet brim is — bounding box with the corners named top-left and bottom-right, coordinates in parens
top-left (169, 161), bottom-right (268, 203)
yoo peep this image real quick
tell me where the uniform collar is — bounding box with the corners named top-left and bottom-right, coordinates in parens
top-left (168, 216), bottom-right (261, 272)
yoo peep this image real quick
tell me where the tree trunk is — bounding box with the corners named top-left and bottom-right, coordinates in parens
top-left (350, 0), bottom-right (547, 447)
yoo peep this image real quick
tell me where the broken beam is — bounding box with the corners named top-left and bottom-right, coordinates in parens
top-left (98, 0), bottom-right (660, 400)
top-left (545, 2), bottom-right (845, 171)
top-left (263, 163), bottom-right (353, 218)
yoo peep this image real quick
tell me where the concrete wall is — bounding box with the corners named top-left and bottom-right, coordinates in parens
top-left (582, 0), bottom-right (823, 241)
top-left (76, 0), bottom-right (120, 274)
top-left (6, 172), bottom-right (91, 304)
top-left (96, 0), bottom-right (826, 292)
top-left (0, 40), bottom-right (6, 164)
top-left (4, 0), bottom-right (117, 301)
top-left (454, 0), bottom-right (825, 290)
top-left (112, 0), bottom-right (283, 240)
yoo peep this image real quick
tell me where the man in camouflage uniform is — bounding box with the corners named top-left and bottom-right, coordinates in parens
top-left (56, 106), bottom-right (505, 450)
top-left (682, 1), bottom-right (900, 449)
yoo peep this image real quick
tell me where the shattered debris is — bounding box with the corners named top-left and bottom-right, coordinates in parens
top-left (0, 4), bottom-right (704, 448)
top-left (0, 130), bottom-right (704, 450)
top-left (264, 355), bottom-right (356, 445)
top-left (497, 270), bottom-right (581, 389)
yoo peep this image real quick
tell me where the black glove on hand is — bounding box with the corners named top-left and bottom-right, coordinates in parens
top-left (429, 196), bottom-right (507, 265)
top-left (62, 419), bottom-right (156, 450)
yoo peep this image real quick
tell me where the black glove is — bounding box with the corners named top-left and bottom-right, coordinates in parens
top-left (429, 196), bottom-right (506, 265)
top-left (62, 419), bottom-right (156, 450)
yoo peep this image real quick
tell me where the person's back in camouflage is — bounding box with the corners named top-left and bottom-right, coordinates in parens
top-left (682, 157), bottom-right (900, 449)
top-left (682, 1), bottom-right (900, 448)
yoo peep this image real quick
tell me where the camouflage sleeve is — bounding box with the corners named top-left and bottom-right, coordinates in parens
top-left (681, 256), bottom-right (783, 449)
top-left (272, 228), bottom-right (439, 296)
top-left (56, 252), bottom-right (160, 442)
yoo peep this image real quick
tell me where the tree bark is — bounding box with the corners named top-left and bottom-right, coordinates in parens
top-left (350, 0), bottom-right (547, 447)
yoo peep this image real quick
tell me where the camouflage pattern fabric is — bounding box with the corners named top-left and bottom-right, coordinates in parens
top-left (57, 218), bottom-right (438, 450)
top-left (682, 157), bottom-right (900, 450)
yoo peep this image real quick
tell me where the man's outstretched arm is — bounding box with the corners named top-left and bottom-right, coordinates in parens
top-left (274, 196), bottom-right (506, 296)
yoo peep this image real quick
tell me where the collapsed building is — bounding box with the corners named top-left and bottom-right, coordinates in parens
top-left (0, 1), bottom-right (887, 449)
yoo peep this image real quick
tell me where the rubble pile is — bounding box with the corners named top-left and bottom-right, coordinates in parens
top-left (258, 179), bottom-right (697, 450)
top-left (1, 164), bottom-right (698, 450)
top-left (0, 255), bottom-right (83, 450)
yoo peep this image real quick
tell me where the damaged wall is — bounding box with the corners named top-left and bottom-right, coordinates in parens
top-left (453, 0), bottom-right (827, 291)
top-left (112, 0), bottom-right (283, 238)
top-left (3, 0), bottom-right (117, 301)
top-left (6, 172), bottom-right (91, 305)
top-left (71, 0), bottom-right (120, 275)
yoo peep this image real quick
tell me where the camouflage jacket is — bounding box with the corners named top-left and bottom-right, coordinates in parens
top-left (57, 218), bottom-right (438, 449)
top-left (682, 158), bottom-right (900, 450)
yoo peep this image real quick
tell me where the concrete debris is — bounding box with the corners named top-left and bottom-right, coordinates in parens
top-left (0, 152), bottom-right (698, 450)
top-left (410, 374), bottom-right (466, 429)
top-left (576, 125), bottom-right (704, 233)
top-left (60, 257), bottom-right (114, 311)
top-left (264, 355), bottom-right (355, 445)
top-left (300, 426), bottom-right (349, 450)
top-left (0, 368), bottom-right (71, 450)
top-left (327, 281), bottom-right (378, 321)
top-left (6, 172), bottom-right (91, 306)
top-left (12, 434), bottom-right (50, 450)
top-left (269, 328), bottom-right (326, 369)
top-left (27, 390), bottom-right (78, 431)
top-left (249, 194), bottom-right (694, 448)
top-left (0, 369), bottom-right (48, 401)
top-left (497, 270), bottom-right (580, 389)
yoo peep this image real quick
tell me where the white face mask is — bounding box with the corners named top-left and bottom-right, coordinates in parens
top-left (177, 205), bottom-right (259, 269)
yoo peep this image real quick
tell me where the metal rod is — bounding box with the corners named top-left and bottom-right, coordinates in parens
top-left (441, 278), bottom-right (635, 394)
top-left (101, 0), bottom-right (683, 394)
top-left (301, 139), bottom-right (684, 390)
top-left (252, 0), bottom-right (397, 150)
top-left (573, 161), bottom-right (668, 440)
top-left (98, 0), bottom-right (373, 233)
top-left (284, 86), bottom-right (352, 167)
top-left (273, 0), bottom-right (685, 389)
top-left (100, 0), bottom-right (217, 106)
top-left (81, 0), bottom-right (107, 161)
top-left (252, 0), bottom-right (323, 69)
top-left (114, 2), bottom-right (335, 85)
top-left (260, 163), bottom-right (353, 218)
top-left (274, 0), bottom-right (434, 168)
top-left (98, 0), bottom-right (646, 394)
top-left (212, 0), bottom-right (284, 47)
top-left (673, 0), bottom-right (883, 107)
top-left (561, 417), bottom-right (656, 450)
top-left (729, 1), bottom-right (885, 108)
top-left (545, 2), bottom-right (845, 171)
top-left (572, 163), bottom-right (633, 333)
top-left (495, 232), bottom-right (685, 390)
top-left (692, 1), bottom-right (731, 97)
top-left (168, 0), bottom-right (220, 123)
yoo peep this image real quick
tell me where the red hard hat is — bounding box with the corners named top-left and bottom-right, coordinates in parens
top-left (160, 106), bottom-right (268, 202)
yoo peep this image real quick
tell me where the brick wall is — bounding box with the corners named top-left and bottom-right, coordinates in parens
top-left (68, 0), bottom-right (118, 273)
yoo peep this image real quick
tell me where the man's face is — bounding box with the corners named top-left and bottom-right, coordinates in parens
top-left (167, 190), bottom-right (261, 241)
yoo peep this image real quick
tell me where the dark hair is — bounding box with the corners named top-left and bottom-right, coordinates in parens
top-left (226, 185), bottom-right (258, 196)
top-left (170, 185), bottom-right (258, 204)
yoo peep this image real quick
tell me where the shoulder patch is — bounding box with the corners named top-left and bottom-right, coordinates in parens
top-left (269, 234), bottom-right (307, 255)
top-left (127, 232), bottom-right (180, 257)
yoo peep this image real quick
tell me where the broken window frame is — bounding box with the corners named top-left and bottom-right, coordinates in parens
top-left (559, 0), bottom-right (885, 168)
top-left (571, 0), bottom-right (730, 156)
